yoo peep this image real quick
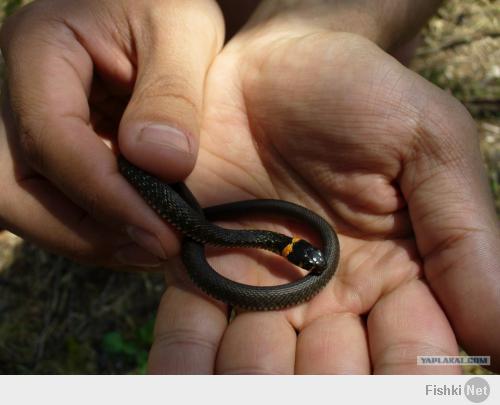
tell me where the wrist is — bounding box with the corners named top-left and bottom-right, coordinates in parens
top-left (243, 0), bottom-right (442, 50)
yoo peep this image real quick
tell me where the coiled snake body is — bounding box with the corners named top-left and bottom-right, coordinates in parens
top-left (119, 156), bottom-right (340, 310)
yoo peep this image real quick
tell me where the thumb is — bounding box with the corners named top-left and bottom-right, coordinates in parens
top-left (119, 0), bottom-right (224, 181)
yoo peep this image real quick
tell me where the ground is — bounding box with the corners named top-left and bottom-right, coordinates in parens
top-left (0, 0), bottom-right (498, 374)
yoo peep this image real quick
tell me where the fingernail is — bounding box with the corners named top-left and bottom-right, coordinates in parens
top-left (138, 124), bottom-right (190, 153)
top-left (114, 244), bottom-right (162, 267)
top-left (126, 225), bottom-right (167, 260)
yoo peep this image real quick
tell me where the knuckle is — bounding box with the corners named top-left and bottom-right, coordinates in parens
top-left (61, 239), bottom-right (95, 263)
top-left (73, 175), bottom-right (108, 222)
top-left (0, 4), bottom-right (29, 49)
top-left (79, 185), bottom-right (101, 220)
top-left (0, 1), bottom-right (74, 59)
top-left (72, 169), bottom-right (124, 227)
top-left (56, 216), bottom-right (118, 265)
top-left (411, 92), bottom-right (476, 165)
top-left (139, 74), bottom-right (197, 107)
top-left (0, 16), bottom-right (15, 51)
top-left (153, 328), bottom-right (219, 354)
top-left (66, 240), bottom-right (111, 266)
top-left (139, 0), bottom-right (218, 26)
top-left (17, 119), bottom-right (48, 173)
top-left (0, 1), bottom-right (41, 52)
top-left (132, 74), bottom-right (199, 119)
top-left (445, 98), bottom-right (476, 136)
top-left (58, 240), bottom-right (111, 266)
top-left (428, 92), bottom-right (475, 141)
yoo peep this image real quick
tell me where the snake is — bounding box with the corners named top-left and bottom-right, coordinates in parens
top-left (118, 155), bottom-right (340, 311)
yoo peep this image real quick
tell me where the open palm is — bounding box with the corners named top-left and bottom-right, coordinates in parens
top-left (149, 32), bottom-right (500, 374)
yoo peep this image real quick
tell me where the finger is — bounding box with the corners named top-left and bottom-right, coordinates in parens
top-left (216, 312), bottom-right (296, 374)
top-left (0, 173), bottom-right (163, 268)
top-left (0, 102), bottom-right (162, 267)
top-left (148, 284), bottom-right (228, 374)
top-left (400, 91), bottom-right (500, 370)
top-left (0, 7), bottom-right (179, 261)
top-left (296, 313), bottom-right (370, 374)
top-left (368, 279), bottom-right (461, 374)
top-left (119, 0), bottom-right (224, 180)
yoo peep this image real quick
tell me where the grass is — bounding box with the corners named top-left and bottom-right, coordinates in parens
top-left (0, 237), bottom-right (162, 374)
top-left (0, 0), bottom-right (498, 374)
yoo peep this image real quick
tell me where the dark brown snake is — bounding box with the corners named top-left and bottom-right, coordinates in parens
top-left (118, 156), bottom-right (340, 310)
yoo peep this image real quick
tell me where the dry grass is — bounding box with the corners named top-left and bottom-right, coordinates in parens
top-left (0, 0), bottom-right (498, 374)
top-left (411, 0), bottom-right (500, 215)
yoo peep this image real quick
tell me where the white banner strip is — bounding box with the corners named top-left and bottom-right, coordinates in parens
top-left (0, 375), bottom-right (498, 405)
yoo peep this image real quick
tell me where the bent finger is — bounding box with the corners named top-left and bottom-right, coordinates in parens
top-left (0, 102), bottom-right (161, 267)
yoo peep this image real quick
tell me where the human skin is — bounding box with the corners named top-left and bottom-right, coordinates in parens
top-left (0, 0), bottom-right (225, 266)
top-left (148, 2), bottom-right (500, 374)
top-left (1, 0), bottom-right (499, 374)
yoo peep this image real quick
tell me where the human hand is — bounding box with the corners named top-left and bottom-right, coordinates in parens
top-left (148, 4), bottom-right (500, 374)
top-left (0, 0), bottom-right (224, 266)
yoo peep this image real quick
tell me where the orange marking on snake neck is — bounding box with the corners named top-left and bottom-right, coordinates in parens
top-left (281, 237), bottom-right (301, 257)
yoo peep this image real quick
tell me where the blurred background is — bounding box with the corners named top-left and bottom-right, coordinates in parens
top-left (0, 0), bottom-right (498, 374)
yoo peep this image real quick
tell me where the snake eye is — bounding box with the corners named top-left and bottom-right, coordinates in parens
top-left (285, 239), bottom-right (326, 272)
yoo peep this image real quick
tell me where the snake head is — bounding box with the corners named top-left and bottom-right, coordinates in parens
top-left (283, 239), bottom-right (326, 272)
